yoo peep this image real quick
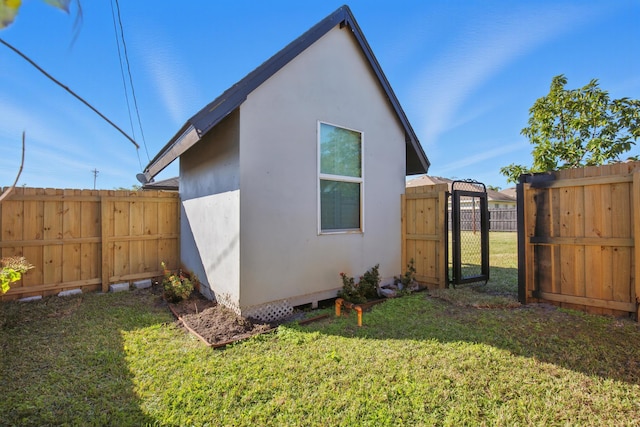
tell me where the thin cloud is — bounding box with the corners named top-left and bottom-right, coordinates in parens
top-left (435, 142), bottom-right (525, 175)
top-left (135, 30), bottom-right (199, 127)
top-left (0, 98), bottom-right (139, 186)
top-left (413, 3), bottom-right (606, 149)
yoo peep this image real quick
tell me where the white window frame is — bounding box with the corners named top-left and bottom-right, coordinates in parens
top-left (317, 120), bottom-right (364, 235)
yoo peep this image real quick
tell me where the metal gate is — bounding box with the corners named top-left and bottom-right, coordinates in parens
top-left (448, 180), bottom-right (490, 286)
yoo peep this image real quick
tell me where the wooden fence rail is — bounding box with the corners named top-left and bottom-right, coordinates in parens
top-left (0, 187), bottom-right (180, 301)
top-left (518, 162), bottom-right (640, 320)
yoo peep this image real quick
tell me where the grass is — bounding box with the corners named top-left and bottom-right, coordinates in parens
top-left (435, 231), bottom-right (520, 307)
top-left (2, 232), bottom-right (640, 426)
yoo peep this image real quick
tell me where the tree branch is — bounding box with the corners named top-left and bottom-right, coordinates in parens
top-left (0, 37), bottom-right (139, 149)
top-left (0, 131), bottom-right (26, 204)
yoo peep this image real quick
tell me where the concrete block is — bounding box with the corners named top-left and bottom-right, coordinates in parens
top-left (18, 295), bottom-right (43, 302)
top-left (133, 279), bottom-right (152, 289)
top-left (58, 289), bottom-right (82, 297)
top-left (379, 288), bottom-right (397, 298)
top-left (109, 282), bottom-right (130, 293)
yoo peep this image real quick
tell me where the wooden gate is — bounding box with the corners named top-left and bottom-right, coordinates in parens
top-left (401, 184), bottom-right (447, 288)
top-left (518, 163), bottom-right (640, 319)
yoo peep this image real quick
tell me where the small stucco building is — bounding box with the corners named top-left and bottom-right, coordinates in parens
top-left (141, 5), bottom-right (429, 320)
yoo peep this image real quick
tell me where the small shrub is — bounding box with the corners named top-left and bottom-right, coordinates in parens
top-left (358, 264), bottom-right (381, 300)
top-left (337, 264), bottom-right (380, 304)
top-left (337, 272), bottom-right (364, 304)
top-left (394, 259), bottom-right (417, 296)
top-left (161, 262), bottom-right (193, 303)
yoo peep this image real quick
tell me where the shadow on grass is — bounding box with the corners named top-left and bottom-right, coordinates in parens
top-left (0, 290), bottom-right (171, 426)
top-left (299, 267), bottom-right (640, 387)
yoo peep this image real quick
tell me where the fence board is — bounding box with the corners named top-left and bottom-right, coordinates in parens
top-left (402, 184), bottom-right (447, 289)
top-left (520, 162), bottom-right (640, 320)
top-left (1, 187), bottom-right (179, 300)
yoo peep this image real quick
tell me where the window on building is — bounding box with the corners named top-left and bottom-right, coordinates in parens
top-left (318, 122), bottom-right (363, 233)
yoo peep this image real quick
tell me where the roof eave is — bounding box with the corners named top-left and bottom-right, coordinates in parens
top-left (142, 124), bottom-right (199, 182)
top-left (143, 4), bottom-right (430, 179)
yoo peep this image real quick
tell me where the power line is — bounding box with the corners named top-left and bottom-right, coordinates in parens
top-left (110, 0), bottom-right (137, 142)
top-left (0, 38), bottom-right (140, 149)
top-left (112, 0), bottom-right (150, 163)
top-left (109, 0), bottom-right (142, 171)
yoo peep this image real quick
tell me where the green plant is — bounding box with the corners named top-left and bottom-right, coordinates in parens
top-left (337, 264), bottom-right (380, 304)
top-left (1, 256), bottom-right (33, 294)
top-left (161, 261), bottom-right (193, 303)
top-left (358, 263), bottom-right (380, 300)
top-left (337, 272), bottom-right (364, 304)
top-left (501, 74), bottom-right (640, 184)
top-left (394, 258), bottom-right (417, 295)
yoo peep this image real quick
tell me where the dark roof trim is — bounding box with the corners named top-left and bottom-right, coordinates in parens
top-left (142, 176), bottom-right (179, 191)
top-left (143, 4), bottom-right (429, 180)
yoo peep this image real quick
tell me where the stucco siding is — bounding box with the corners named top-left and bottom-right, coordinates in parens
top-left (180, 111), bottom-right (241, 306)
top-left (238, 25), bottom-right (406, 309)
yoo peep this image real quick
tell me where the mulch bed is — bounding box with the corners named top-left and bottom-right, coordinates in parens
top-left (165, 290), bottom-right (329, 347)
top-left (162, 288), bottom-right (392, 347)
top-left (166, 292), bottom-right (272, 347)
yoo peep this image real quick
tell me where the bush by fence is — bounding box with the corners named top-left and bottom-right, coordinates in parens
top-left (0, 187), bottom-right (179, 300)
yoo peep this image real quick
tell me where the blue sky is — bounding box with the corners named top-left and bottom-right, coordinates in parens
top-left (1, 0), bottom-right (639, 190)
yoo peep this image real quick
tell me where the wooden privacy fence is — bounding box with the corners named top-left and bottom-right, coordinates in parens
top-left (518, 162), bottom-right (640, 319)
top-left (488, 207), bottom-right (517, 232)
top-left (0, 187), bottom-right (180, 301)
top-left (402, 184), bottom-right (448, 289)
top-left (447, 207), bottom-right (518, 232)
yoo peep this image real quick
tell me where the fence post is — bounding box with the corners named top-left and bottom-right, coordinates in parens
top-left (401, 193), bottom-right (406, 277)
top-left (101, 195), bottom-right (110, 293)
top-left (516, 178), bottom-right (527, 304)
top-left (438, 188), bottom-right (447, 287)
top-left (633, 172), bottom-right (640, 320)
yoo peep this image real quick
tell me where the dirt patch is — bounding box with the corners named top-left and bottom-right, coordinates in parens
top-left (166, 291), bottom-right (293, 346)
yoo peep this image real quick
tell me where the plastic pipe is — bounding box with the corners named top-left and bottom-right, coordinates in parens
top-left (335, 298), bottom-right (363, 327)
top-left (354, 305), bottom-right (363, 327)
top-left (335, 298), bottom-right (343, 317)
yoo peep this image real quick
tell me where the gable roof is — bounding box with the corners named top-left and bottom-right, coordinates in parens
top-left (141, 5), bottom-right (429, 182)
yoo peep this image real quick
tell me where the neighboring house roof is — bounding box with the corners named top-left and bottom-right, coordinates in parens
top-left (142, 176), bottom-right (179, 191)
top-left (141, 5), bottom-right (429, 182)
top-left (406, 175), bottom-right (451, 187)
top-left (500, 187), bottom-right (517, 199)
top-left (406, 176), bottom-right (516, 203)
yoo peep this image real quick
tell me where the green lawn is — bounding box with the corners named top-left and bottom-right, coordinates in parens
top-left (2, 232), bottom-right (640, 426)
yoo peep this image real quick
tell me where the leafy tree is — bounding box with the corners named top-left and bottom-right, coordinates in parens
top-left (1, 0), bottom-right (74, 29)
top-left (501, 75), bottom-right (640, 184)
top-left (487, 185), bottom-right (502, 192)
top-left (114, 185), bottom-right (142, 191)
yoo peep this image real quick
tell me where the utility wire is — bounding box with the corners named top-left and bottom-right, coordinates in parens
top-left (112, 0), bottom-right (150, 162)
top-left (110, 0), bottom-right (141, 170)
top-left (0, 38), bottom-right (139, 149)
